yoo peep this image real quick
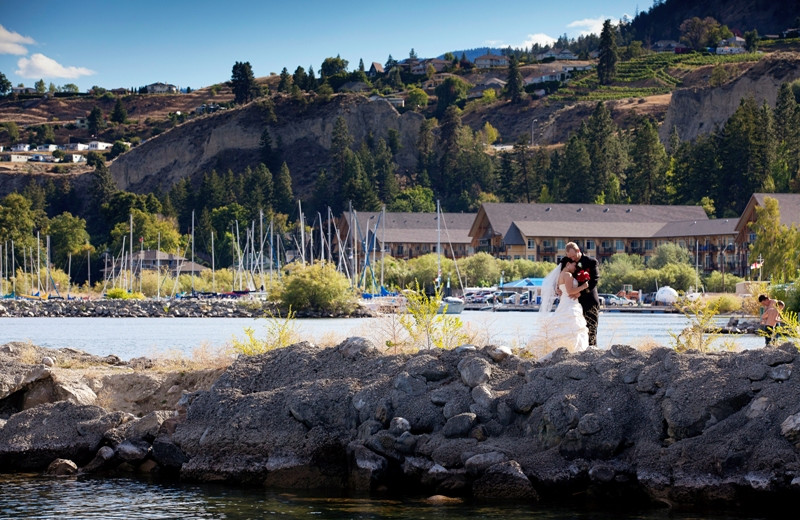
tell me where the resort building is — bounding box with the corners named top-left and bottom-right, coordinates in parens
top-left (734, 193), bottom-right (800, 276)
top-left (468, 202), bottom-right (749, 274)
top-left (103, 249), bottom-right (207, 278)
top-left (335, 211), bottom-right (476, 262)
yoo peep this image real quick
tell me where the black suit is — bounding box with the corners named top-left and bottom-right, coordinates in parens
top-left (574, 254), bottom-right (599, 346)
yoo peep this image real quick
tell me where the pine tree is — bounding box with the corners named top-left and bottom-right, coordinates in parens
top-left (110, 98), bottom-right (127, 124)
top-left (627, 118), bottom-right (668, 204)
top-left (598, 19), bottom-right (618, 85)
top-left (274, 162), bottom-right (294, 214)
top-left (505, 55), bottom-right (525, 104)
top-left (330, 116), bottom-right (353, 181)
top-left (277, 67), bottom-right (292, 93)
top-left (231, 61), bottom-right (258, 104)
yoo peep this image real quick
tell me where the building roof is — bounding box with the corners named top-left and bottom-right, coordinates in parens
top-left (734, 193), bottom-right (800, 237)
top-left (347, 211), bottom-right (476, 245)
top-left (470, 202), bottom-right (710, 241)
top-left (653, 218), bottom-right (738, 238)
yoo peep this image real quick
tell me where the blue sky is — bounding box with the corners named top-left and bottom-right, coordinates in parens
top-left (1, 0), bottom-right (639, 92)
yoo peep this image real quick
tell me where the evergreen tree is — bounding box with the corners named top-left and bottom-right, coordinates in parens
top-left (87, 106), bottom-right (104, 135)
top-left (311, 169), bottom-right (333, 214)
top-left (110, 98), bottom-right (127, 124)
top-left (560, 135), bottom-right (592, 202)
top-left (583, 102), bottom-right (627, 201)
top-left (437, 105), bottom-right (462, 195)
top-left (198, 170), bottom-right (226, 211)
top-left (293, 66), bottom-right (309, 91)
top-left (774, 82), bottom-right (800, 189)
top-left (505, 55), bottom-right (525, 104)
top-left (274, 162), bottom-right (294, 214)
top-left (373, 138), bottom-right (399, 204)
top-left (340, 150), bottom-right (380, 211)
top-left (626, 118), bottom-right (668, 204)
top-left (307, 65), bottom-right (318, 90)
top-left (497, 152), bottom-right (517, 201)
top-left (513, 138), bottom-right (534, 202)
top-left (598, 19), bottom-right (618, 85)
top-left (231, 61), bottom-right (259, 104)
top-left (277, 67), bottom-right (292, 93)
top-left (330, 116), bottom-right (353, 181)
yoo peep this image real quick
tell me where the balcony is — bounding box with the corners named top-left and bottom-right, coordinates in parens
top-left (538, 246), bottom-right (556, 254)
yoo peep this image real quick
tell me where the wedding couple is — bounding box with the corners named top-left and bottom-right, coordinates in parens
top-left (538, 242), bottom-right (600, 352)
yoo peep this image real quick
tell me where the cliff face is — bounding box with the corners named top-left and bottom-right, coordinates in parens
top-left (110, 95), bottom-right (424, 196)
top-left (660, 52), bottom-right (800, 143)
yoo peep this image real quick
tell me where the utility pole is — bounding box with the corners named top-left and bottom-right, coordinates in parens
top-left (531, 118), bottom-right (537, 147)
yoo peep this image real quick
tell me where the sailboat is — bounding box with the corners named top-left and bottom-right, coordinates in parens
top-left (435, 200), bottom-right (464, 315)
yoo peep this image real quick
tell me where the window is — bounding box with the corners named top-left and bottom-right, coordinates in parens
top-left (396, 245), bottom-right (404, 255)
top-left (601, 240), bottom-right (610, 249)
top-left (631, 240), bottom-right (640, 249)
top-left (527, 239), bottom-right (535, 249)
top-left (514, 255), bottom-right (521, 260)
top-left (585, 240), bottom-right (595, 250)
top-left (527, 255), bottom-right (535, 261)
top-left (557, 239), bottom-right (565, 249)
top-left (644, 240), bottom-right (653, 250)
top-left (748, 233), bottom-right (756, 243)
top-left (543, 240), bottom-right (552, 248)
top-left (615, 240), bottom-right (624, 250)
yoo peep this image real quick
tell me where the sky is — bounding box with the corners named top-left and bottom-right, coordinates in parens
top-left (0, 0), bottom-right (639, 92)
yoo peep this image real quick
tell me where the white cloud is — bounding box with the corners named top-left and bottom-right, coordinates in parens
top-left (519, 33), bottom-right (557, 48)
top-left (0, 24), bottom-right (35, 55)
top-left (484, 33), bottom-right (557, 50)
top-left (16, 53), bottom-right (95, 79)
top-left (567, 16), bottom-right (618, 37)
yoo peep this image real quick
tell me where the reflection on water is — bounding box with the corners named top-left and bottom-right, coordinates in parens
top-left (0, 474), bottom-right (756, 520)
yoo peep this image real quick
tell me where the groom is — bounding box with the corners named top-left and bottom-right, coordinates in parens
top-left (565, 242), bottom-right (600, 346)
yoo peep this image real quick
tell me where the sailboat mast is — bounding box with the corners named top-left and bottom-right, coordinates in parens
top-left (129, 213), bottom-right (133, 293)
top-left (191, 210), bottom-right (196, 293)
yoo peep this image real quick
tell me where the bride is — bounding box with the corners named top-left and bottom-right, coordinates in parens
top-left (535, 257), bottom-right (590, 353)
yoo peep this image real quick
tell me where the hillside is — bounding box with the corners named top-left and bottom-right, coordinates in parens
top-left (627, 0), bottom-right (799, 43)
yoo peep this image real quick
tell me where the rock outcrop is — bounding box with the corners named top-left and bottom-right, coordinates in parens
top-left (2, 338), bottom-right (800, 511)
top-left (110, 95), bottom-right (424, 196)
top-left (661, 52), bottom-right (800, 143)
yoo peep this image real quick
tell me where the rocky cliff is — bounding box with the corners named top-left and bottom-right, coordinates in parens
top-left (660, 52), bottom-right (800, 143)
top-left (3, 338), bottom-right (800, 512)
top-left (110, 95), bottom-right (424, 197)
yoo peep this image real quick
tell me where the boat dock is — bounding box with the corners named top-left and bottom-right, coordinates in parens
top-left (464, 303), bottom-right (681, 313)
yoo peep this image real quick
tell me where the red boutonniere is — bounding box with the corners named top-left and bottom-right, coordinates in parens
top-left (576, 269), bottom-right (590, 283)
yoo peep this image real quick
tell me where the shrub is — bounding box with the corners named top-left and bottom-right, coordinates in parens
top-left (703, 271), bottom-right (744, 292)
top-left (229, 307), bottom-right (298, 356)
top-left (708, 293), bottom-right (742, 313)
top-left (280, 263), bottom-right (356, 313)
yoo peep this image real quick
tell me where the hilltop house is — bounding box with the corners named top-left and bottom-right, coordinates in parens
top-left (11, 144), bottom-right (30, 152)
top-left (474, 53), bottom-right (509, 68)
top-left (145, 82), bottom-right (179, 94)
top-left (368, 62), bottom-right (384, 77)
top-left (468, 77), bottom-right (506, 99)
top-left (411, 58), bottom-right (450, 75)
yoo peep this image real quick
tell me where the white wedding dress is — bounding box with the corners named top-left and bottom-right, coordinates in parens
top-left (539, 281), bottom-right (590, 352)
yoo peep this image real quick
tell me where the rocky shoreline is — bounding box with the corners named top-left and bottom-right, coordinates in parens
top-left (2, 339), bottom-right (800, 512)
top-left (0, 298), bottom-right (374, 318)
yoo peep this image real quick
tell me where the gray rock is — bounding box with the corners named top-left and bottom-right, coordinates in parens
top-left (464, 451), bottom-right (507, 475)
top-left (45, 458), bottom-right (78, 476)
top-left (486, 345), bottom-right (513, 363)
top-left (443, 413), bottom-right (476, 438)
top-left (388, 416), bottom-right (411, 436)
top-left (472, 461), bottom-right (537, 500)
top-left (116, 439), bottom-right (150, 461)
top-left (457, 357), bottom-right (491, 388)
top-left (338, 337), bottom-right (377, 359)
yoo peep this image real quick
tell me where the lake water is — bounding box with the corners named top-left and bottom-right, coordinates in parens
top-left (0, 473), bottom-right (763, 520)
top-left (0, 311), bottom-right (765, 360)
top-left (0, 312), bottom-right (768, 519)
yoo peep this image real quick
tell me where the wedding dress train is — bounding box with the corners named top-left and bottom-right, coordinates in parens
top-left (538, 281), bottom-right (590, 352)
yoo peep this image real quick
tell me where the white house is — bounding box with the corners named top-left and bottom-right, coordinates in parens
top-left (65, 142), bottom-right (89, 151)
top-left (31, 154), bottom-right (58, 163)
top-left (474, 54), bottom-right (509, 68)
top-left (6, 154), bottom-right (28, 163)
top-left (88, 141), bottom-right (113, 151)
top-left (145, 82), bottom-right (179, 94)
top-left (11, 144), bottom-right (30, 152)
top-left (411, 58), bottom-right (450, 75)
top-left (716, 46), bottom-right (746, 55)
top-left (11, 86), bottom-right (37, 95)
top-left (36, 144), bottom-right (58, 152)
top-left (67, 154), bottom-right (86, 163)
top-left (75, 117), bottom-right (89, 129)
